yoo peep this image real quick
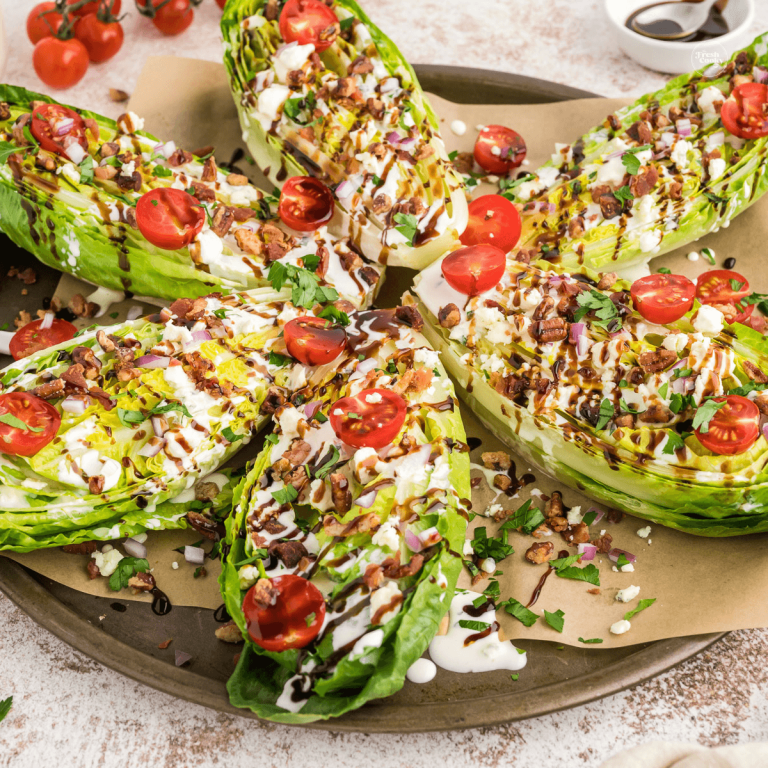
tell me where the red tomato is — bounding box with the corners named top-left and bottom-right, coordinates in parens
top-left (460, 195), bottom-right (522, 252)
top-left (216, 0), bottom-right (226, 7)
top-left (33, 37), bottom-right (89, 90)
top-left (441, 244), bottom-right (506, 296)
top-left (279, 0), bottom-right (339, 52)
top-left (9, 317), bottom-right (77, 360)
top-left (279, 176), bottom-right (335, 232)
top-left (75, 14), bottom-right (123, 63)
top-left (66, 0), bottom-right (122, 17)
top-left (330, 388), bottom-right (407, 449)
top-left (150, 0), bottom-right (194, 35)
top-left (30, 103), bottom-right (89, 157)
top-left (630, 273), bottom-right (695, 325)
top-left (474, 125), bottom-right (527, 175)
top-left (284, 316), bottom-right (347, 366)
top-left (243, 574), bottom-right (325, 652)
top-left (135, 188), bottom-right (205, 250)
top-left (721, 83), bottom-right (768, 140)
top-left (697, 269), bottom-right (750, 304)
top-left (695, 395), bottom-right (760, 456)
top-left (27, 2), bottom-right (63, 44)
top-left (0, 392), bottom-right (61, 457)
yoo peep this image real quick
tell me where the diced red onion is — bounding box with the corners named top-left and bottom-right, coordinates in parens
top-left (521, 201), bottom-right (556, 215)
top-left (604, 148), bottom-right (625, 161)
top-left (703, 63), bottom-right (723, 78)
top-left (405, 529), bottom-right (422, 552)
top-left (303, 400), bottom-right (323, 419)
top-left (184, 546), bottom-right (205, 565)
top-left (127, 306), bottom-right (144, 321)
top-left (175, 650), bottom-right (192, 667)
top-left (40, 312), bottom-right (54, 330)
top-left (160, 307), bottom-right (174, 323)
top-left (707, 131), bottom-right (725, 148)
top-left (138, 437), bottom-right (164, 458)
top-left (55, 117), bottom-right (74, 136)
top-left (577, 543), bottom-right (597, 561)
top-left (659, 132), bottom-right (676, 148)
top-left (676, 119), bottom-right (692, 138)
top-left (380, 77), bottom-right (400, 94)
top-left (236, 221), bottom-right (259, 232)
top-left (763, 424), bottom-right (768, 442)
top-left (135, 354), bottom-right (170, 369)
top-left (191, 330), bottom-right (212, 343)
top-left (123, 537), bottom-right (147, 559)
top-left (670, 356), bottom-right (689, 371)
top-left (385, 131), bottom-right (403, 145)
top-left (335, 180), bottom-right (354, 200)
top-left (548, 276), bottom-right (563, 286)
top-left (418, 527), bottom-right (442, 547)
top-left (61, 396), bottom-right (89, 415)
top-left (64, 142), bottom-right (86, 165)
top-left (356, 488), bottom-right (379, 509)
top-left (608, 548), bottom-right (637, 564)
top-left (161, 140), bottom-right (176, 158)
top-left (754, 66), bottom-right (768, 84)
top-left (151, 416), bottom-right (168, 437)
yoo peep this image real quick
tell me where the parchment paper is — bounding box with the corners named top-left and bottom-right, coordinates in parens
top-left (6, 56), bottom-right (768, 648)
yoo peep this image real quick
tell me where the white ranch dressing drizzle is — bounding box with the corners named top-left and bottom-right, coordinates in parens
top-left (428, 591), bottom-right (527, 674)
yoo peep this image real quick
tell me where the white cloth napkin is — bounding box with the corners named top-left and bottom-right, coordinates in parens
top-left (600, 742), bottom-right (768, 767)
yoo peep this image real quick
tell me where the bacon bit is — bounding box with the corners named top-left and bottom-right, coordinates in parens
top-left (363, 563), bottom-right (384, 589)
top-left (744, 360), bottom-right (768, 383)
top-left (587, 588), bottom-right (601, 595)
top-left (323, 511), bottom-right (379, 537)
top-left (158, 638), bottom-right (173, 650)
top-left (87, 560), bottom-right (101, 579)
top-left (382, 552), bottom-right (424, 579)
top-left (393, 367), bottom-right (433, 395)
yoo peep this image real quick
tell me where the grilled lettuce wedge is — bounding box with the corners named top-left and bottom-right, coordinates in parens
top-left (413, 256), bottom-right (768, 536)
top-left (221, 0), bottom-right (467, 269)
top-left (0, 84), bottom-right (382, 308)
top-left (220, 307), bottom-right (470, 723)
top-left (506, 32), bottom-right (768, 276)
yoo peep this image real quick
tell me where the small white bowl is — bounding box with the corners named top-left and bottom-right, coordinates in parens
top-left (604, 0), bottom-right (755, 75)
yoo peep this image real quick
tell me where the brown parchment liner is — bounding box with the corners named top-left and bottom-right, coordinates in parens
top-left (5, 57), bottom-right (768, 649)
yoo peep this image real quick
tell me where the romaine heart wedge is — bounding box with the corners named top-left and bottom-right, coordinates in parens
top-left (414, 254), bottom-right (768, 537)
top-left (0, 84), bottom-right (382, 308)
top-left (220, 307), bottom-right (471, 723)
top-left (505, 32), bottom-right (768, 276)
top-left (220, 0), bottom-right (467, 270)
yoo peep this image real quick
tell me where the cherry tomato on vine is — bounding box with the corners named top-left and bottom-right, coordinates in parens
top-left (75, 13), bottom-right (123, 63)
top-left (138, 0), bottom-right (194, 35)
top-left (9, 318), bottom-right (78, 361)
top-left (474, 125), bottom-right (527, 175)
top-left (460, 195), bottom-right (522, 252)
top-left (135, 188), bottom-right (205, 250)
top-left (279, 0), bottom-right (339, 52)
top-left (721, 83), bottom-right (768, 140)
top-left (284, 317), bottom-right (347, 366)
top-left (66, 0), bottom-right (122, 17)
top-left (30, 103), bottom-right (89, 157)
top-left (630, 273), bottom-right (695, 325)
top-left (330, 388), bottom-right (407, 449)
top-left (27, 2), bottom-right (63, 44)
top-left (278, 176), bottom-right (335, 231)
top-left (33, 37), bottom-right (90, 90)
top-left (0, 392), bottom-right (61, 457)
top-left (695, 395), bottom-right (760, 456)
top-left (441, 244), bottom-right (506, 296)
top-left (243, 574), bottom-right (325, 652)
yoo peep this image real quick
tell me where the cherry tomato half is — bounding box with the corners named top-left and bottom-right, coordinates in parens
top-left (695, 395), bottom-right (760, 456)
top-left (279, 176), bottom-right (335, 232)
top-left (30, 103), bottom-right (89, 158)
top-left (721, 83), bottom-right (768, 140)
top-left (215, 0), bottom-right (226, 7)
top-left (0, 392), bottom-right (61, 457)
top-left (243, 574), bottom-right (325, 652)
top-left (75, 13), bottom-right (124, 63)
top-left (279, 0), bottom-right (339, 52)
top-left (32, 37), bottom-right (90, 91)
top-left (697, 269), bottom-right (750, 305)
top-left (460, 195), bottom-right (522, 252)
top-left (474, 125), bottom-right (527, 175)
top-left (135, 188), bottom-right (205, 250)
top-left (441, 244), bottom-right (506, 296)
top-left (27, 2), bottom-right (63, 44)
top-left (330, 388), bottom-right (407, 449)
top-left (67, 0), bottom-right (122, 17)
top-left (9, 317), bottom-right (77, 361)
top-left (284, 316), bottom-right (347, 367)
top-left (630, 273), bottom-right (695, 325)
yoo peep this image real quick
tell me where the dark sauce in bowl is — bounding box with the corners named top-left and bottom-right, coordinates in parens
top-left (626, 1), bottom-right (729, 42)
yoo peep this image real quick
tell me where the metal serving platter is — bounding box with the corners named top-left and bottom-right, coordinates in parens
top-left (0, 65), bottom-right (724, 733)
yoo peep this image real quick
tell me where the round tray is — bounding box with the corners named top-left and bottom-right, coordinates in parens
top-left (0, 65), bottom-right (725, 733)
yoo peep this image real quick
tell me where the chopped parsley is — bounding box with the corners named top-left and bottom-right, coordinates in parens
top-left (271, 485), bottom-right (299, 505)
top-left (595, 398), bottom-right (614, 431)
top-left (657, 267), bottom-right (671, 274)
top-left (152, 165), bottom-right (173, 178)
top-left (221, 427), bottom-right (243, 443)
top-left (0, 140), bottom-right (19, 164)
top-left (267, 261), bottom-right (339, 308)
top-left (305, 612), bottom-right (317, 627)
top-left (393, 212), bottom-right (419, 246)
top-left (573, 289), bottom-right (622, 331)
top-left (318, 305), bottom-right (350, 326)
top-left (268, 350), bottom-right (291, 367)
top-left (704, 192), bottom-right (727, 206)
top-left (578, 637), bottom-right (604, 644)
top-left (554, 563), bottom-right (600, 586)
top-left (499, 597), bottom-right (538, 627)
top-left (472, 526), bottom-right (514, 562)
top-left (499, 499), bottom-right (545, 535)
top-left (613, 185), bottom-right (634, 203)
top-left (543, 609), bottom-right (565, 633)
top-left (692, 398), bottom-right (727, 433)
top-left (313, 445), bottom-right (340, 480)
top-left (78, 155), bottom-right (95, 183)
top-left (339, 16), bottom-right (354, 30)
top-left (264, 433), bottom-right (279, 445)
top-left (0, 413), bottom-right (43, 432)
top-left (700, 247), bottom-right (716, 265)
top-left (619, 398), bottom-right (646, 415)
top-left (624, 597), bottom-right (656, 621)
top-left (669, 392), bottom-right (695, 414)
top-left (458, 619), bottom-right (491, 632)
top-left (549, 554), bottom-right (582, 571)
top-left (0, 696), bottom-right (11, 723)
top-left (662, 430), bottom-right (686, 455)
top-left (116, 408), bottom-right (146, 428)
top-left (621, 144), bottom-right (651, 176)
top-left (581, 510), bottom-right (598, 527)
top-left (149, 402), bottom-right (191, 419)
top-left (108, 557), bottom-right (150, 592)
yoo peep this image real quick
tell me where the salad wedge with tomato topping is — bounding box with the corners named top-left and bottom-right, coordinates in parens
top-left (220, 0), bottom-right (467, 269)
top-left (220, 305), bottom-right (471, 722)
top-left (0, 84), bottom-right (382, 308)
top-left (502, 32), bottom-right (768, 276)
top-left (413, 250), bottom-right (768, 537)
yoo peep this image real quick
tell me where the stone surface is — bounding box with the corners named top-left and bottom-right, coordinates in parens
top-left (3, 1), bottom-right (768, 765)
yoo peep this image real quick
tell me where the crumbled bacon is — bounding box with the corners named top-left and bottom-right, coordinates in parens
top-left (393, 367), bottom-right (433, 395)
top-left (323, 511), bottom-right (379, 537)
top-left (330, 472), bottom-right (352, 515)
top-left (638, 349), bottom-right (676, 373)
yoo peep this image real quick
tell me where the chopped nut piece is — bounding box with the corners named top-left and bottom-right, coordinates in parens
top-left (109, 88), bottom-right (129, 102)
top-left (482, 451), bottom-right (511, 471)
top-left (562, 522), bottom-right (590, 545)
top-left (597, 272), bottom-right (618, 290)
top-left (69, 293), bottom-right (98, 318)
top-left (128, 571), bottom-right (156, 593)
top-left (493, 474), bottom-right (512, 492)
top-left (158, 638), bottom-right (173, 650)
top-left (438, 303), bottom-right (461, 328)
top-left (215, 621), bottom-right (244, 644)
top-left (525, 541), bottom-right (554, 564)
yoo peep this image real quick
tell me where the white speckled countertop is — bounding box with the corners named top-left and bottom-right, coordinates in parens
top-left (3, 1), bottom-right (768, 765)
